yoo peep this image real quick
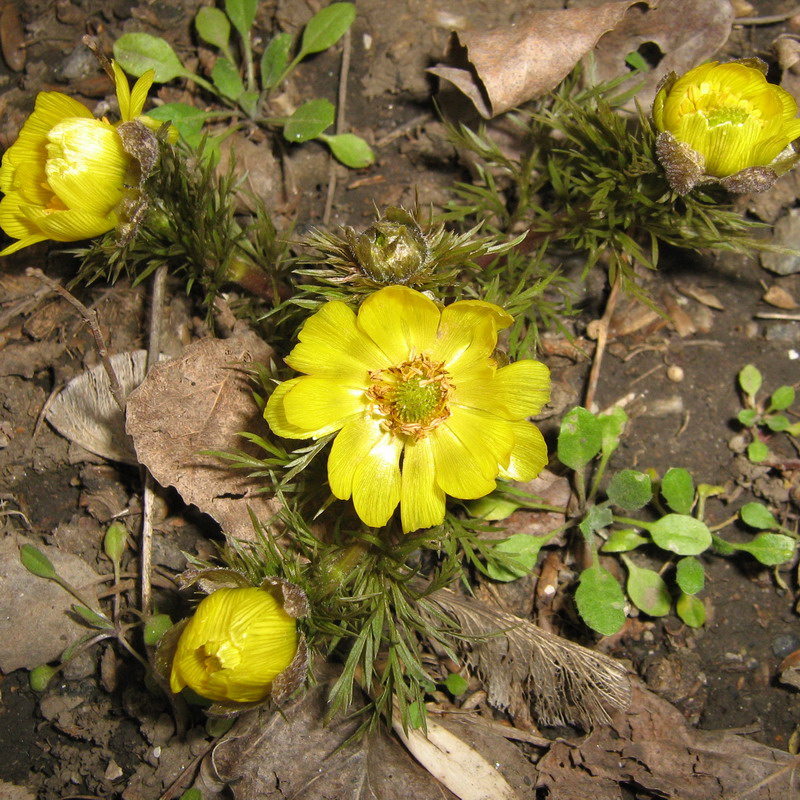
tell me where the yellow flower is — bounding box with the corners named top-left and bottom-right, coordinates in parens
top-left (653, 59), bottom-right (800, 193)
top-left (170, 587), bottom-right (299, 704)
top-left (266, 285), bottom-right (551, 533)
top-left (0, 62), bottom-right (156, 256)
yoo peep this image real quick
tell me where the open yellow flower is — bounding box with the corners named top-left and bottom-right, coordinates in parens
top-left (653, 59), bottom-right (800, 193)
top-left (266, 285), bottom-right (551, 532)
top-left (170, 587), bottom-right (299, 704)
top-left (0, 62), bottom-right (156, 256)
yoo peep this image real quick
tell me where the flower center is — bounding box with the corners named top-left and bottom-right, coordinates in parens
top-left (366, 354), bottom-right (452, 439)
top-left (704, 106), bottom-right (750, 128)
top-left (196, 640), bottom-right (241, 674)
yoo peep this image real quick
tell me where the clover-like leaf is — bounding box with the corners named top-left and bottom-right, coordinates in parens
top-left (740, 502), bottom-right (779, 531)
top-left (298, 2), bottom-right (356, 59)
top-left (557, 406), bottom-right (602, 469)
top-left (323, 132), bottom-right (375, 168)
top-left (283, 98), bottom-right (335, 142)
top-left (486, 533), bottom-right (546, 582)
top-left (661, 467), bottom-right (694, 514)
top-left (601, 528), bottom-right (648, 553)
top-left (675, 556), bottom-right (704, 595)
top-left (622, 555), bottom-right (671, 617)
top-left (113, 33), bottom-right (190, 82)
top-left (676, 592), bottom-right (705, 627)
top-left (195, 7), bottom-right (231, 52)
top-left (607, 469), bottom-right (652, 510)
top-left (738, 364), bottom-right (762, 398)
top-left (649, 514), bottom-right (711, 555)
top-left (575, 565), bottom-right (626, 636)
top-left (735, 533), bottom-right (796, 566)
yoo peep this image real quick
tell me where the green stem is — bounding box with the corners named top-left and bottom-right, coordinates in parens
top-left (575, 469), bottom-right (587, 510)
top-left (241, 31), bottom-right (255, 92)
top-left (612, 515), bottom-right (650, 530)
top-left (588, 449), bottom-right (613, 504)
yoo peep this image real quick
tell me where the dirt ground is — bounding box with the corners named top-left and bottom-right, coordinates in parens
top-left (1, 0), bottom-right (800, 798)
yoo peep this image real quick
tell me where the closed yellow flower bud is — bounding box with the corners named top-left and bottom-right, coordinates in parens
top-left (0, 62), bottom-right (158, 256)
top-left (653, 59), bottom-right (800, 194)
top-left (170, 587), bottom-right (299, 704)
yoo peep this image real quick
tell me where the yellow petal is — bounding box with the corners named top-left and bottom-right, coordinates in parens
top-left (431, 301), bottom-right (499, 381)
top-left (357, 285), bottom-right (440, 363)
top-left (454, 359), bottom-right (550, 419)
top-left (400, 436), bottom-right (446, 532)
top-left (282, 375), bottom-right (364, 434)
top-left (285, 299), bottom-right (389, 383)
top-left (0, 232), bottom-right (47, 256)
top-left (499, 421), bottom-right (549, 481)
top-left (112, 61), bottom-right (133, 122)
top-left (28, 206), bottom-right (117, 241)
top-left (429, 421), bottom-right (499, 499)
top-left (266, 377), bottom-right (335, 439)
top-left (351, 434), bottom-right (403, 527)
top-left (327, 414), bottom-right (386, 500)
top-left (45, 119), bottom-right (129, 215)
top-left (443, 405), bottom-right (515, 480)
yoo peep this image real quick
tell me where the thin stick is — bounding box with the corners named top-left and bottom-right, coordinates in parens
top-left (735, 6), bottom-right (800, 25)
top-left (584, 274), bottom-right (622, 411)
top-left (140, 263), bottom-right (168, 616)
top-left (322, 28), bottom-right (352, 226)
top-left (25, 268), bottom-right (125, 411)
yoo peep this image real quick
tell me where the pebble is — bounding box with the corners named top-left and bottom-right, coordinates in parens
top-left (666, 365), bottom-right (684, 382)
top-left (764, 322), bottom-right (800, 342)
top-left (772, 634), bottom-right (800, 659)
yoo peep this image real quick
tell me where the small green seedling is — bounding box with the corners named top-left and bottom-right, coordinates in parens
top-left (474, 406), bottom-right (799, 637)
top-left (736, 364), bottom-right (800, 463)
top-left (114, 1), bottom-right (373, 167)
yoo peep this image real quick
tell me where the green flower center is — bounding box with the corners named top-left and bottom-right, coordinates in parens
top-left (367, 354), bottom-right (453, 439)
top-left (704, 106), bottom-right (750, 128)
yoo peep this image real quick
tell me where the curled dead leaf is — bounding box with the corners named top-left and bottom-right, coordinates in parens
top-left (429, 0), bottom-right (651, 118)
top-left (125, 334), bottom-right (280, 542)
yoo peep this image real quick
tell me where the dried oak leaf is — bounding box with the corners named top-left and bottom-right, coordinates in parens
top-left (535, 680), bottom-right (798, 799)
top-left (428, 0), bottom-right (655, 118)
top-left (201, 666), bottom-right (461, 800)
top-left (591, 0), bottom-right (735, 111)
top-left (125, 334), bottom-right (278, 541)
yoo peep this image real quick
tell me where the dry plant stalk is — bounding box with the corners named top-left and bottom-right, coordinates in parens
top-left (424, 589), bottom-right (630, 728)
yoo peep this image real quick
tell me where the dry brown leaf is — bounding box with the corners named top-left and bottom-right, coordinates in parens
top-left (125, 334), bottom-right (279, 542)
top-left (591, 0), bottom-right (735, 110)
top-left (0, 1), bottom-right (26, 72)
top-left (423, 589), bottom-right (630, 728)
top-left (763, 285), bottom-right (798, 310)
top-left (676, 283), bottom-right (725, 310)
top-left (201, 667), bottom-right (460, 800)
top-left (535, 680), bottom-right (799, 799)
top-left (429, 0), bottom-right (653, 118)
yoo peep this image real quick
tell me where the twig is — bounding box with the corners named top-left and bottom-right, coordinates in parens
top-left (25, 268), bottom-right (125, 411)
top-left (322, 28), bottom-right (352, 226)
top-left (584, 275), bottom-right (622, 410)
top-left (754, 311), bottom-right (800, 321)
top-left (735, 6), bottom-right (800, 25)
top-left (140, 264), bottom-right (168, 617)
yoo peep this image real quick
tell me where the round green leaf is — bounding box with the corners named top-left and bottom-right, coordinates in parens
top-left (575, 565), bottom-right (626, 636)
top-left (557, 407), bottom-right (602, 469)
top-left (143, 613), bottom-right (173, 646)
top-left (113, 33), bottom-right (189, 82)
top-left (735, 533), bottom-right (796, 566)
top-left (739, 502), bottom-right (778, 531)
top-left (747, 440), bottom-right (769, 463)
top-left (283, 98), bottom-right (334, 142)
top-left (486, 533), bottom-right (545, 582)
top-left (649, 514), bottom-right (711, 555)
top-left (675, 556), bottom-right (704, 595)
top-left (299, 2), bottom-right (356, 58)
top-left (661, 467), bottom-right (694, 514)
top-left (601, 528), bottom-right (648, 553)
top-left (766, 414), bottom-right (790, 432)
top-left (29, 664), bottom-right (59, 692)
top-left (466, 495), bottom-right (520, 521)
top-left (211, 57), bottom-right (244, 101)
top-left (444, 673), bottom-right (468, 696)
top-left (195, 7), bottom-right (231, 51)
top-left (103, 522), bottom-right (127, 565)
top-left (261, 32), bottom-right (293, 89)
top-left (737, 408), bottom-right (758, 427)
top-left (622, 556), bottom-right (671, 617)
top-left (738, 364), bottom-right (762, 398)
top-left (19, 543), bottom-right (57, 579)
top-left (225, 0), bottom-right (257, 38)
top-left (598, 406), bottom-right (628, 457)
top-left (325, 133), bottom-right (375, 168)
top-left (607, 469), bottom-right (652, 510)
top-left (769, 385), bottom-right (794, 411)
top-left (676, 592), bottom-right (706, 627)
